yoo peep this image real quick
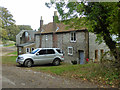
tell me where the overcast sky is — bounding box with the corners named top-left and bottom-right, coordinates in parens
top-left (1, 0), bottom-right (56, 30)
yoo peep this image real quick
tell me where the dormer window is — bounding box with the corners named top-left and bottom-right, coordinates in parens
top-left (70, 32), bottom-right (76, 42)
top-left (56, 27), bottom-right (59, 31)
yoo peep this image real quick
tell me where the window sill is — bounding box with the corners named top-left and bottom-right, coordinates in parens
top-left (70, 41), bottom-right (76, 43)
top-left (68, 53), bottom-right (73, 56)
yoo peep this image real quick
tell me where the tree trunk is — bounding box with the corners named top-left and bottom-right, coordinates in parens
top-left (103, 32), bottom-right (120, 66)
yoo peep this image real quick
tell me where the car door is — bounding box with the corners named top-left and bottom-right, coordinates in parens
top-left (35, 49), bottom-right (47, 65)
top-left (45, 49), bottom-right (55, 63)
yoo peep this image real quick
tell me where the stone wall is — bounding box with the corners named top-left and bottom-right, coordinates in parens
top-left (89, 32), bottom-right (111, 62)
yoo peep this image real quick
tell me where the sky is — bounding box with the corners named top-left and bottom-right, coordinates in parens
top-left (1, 0), bottom-right (56, 30)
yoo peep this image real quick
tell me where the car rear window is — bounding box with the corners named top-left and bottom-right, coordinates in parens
top-left (56, 49), bottom-right (63, 54)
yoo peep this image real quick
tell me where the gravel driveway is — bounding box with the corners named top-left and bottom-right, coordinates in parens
top-left (2, 64), bottom-right (99, 88)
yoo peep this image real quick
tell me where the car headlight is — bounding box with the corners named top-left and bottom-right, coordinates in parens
top-left (18, 57), bottom-right (24, 60)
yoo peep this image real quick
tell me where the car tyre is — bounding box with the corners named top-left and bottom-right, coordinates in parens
top-left (53, 59), bottom-right (60, 66)
top-left (24, 60), bottom-right (32, 67)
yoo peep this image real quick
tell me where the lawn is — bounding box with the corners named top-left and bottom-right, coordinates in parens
top-left (2, 55), bottom-right (120, 87)
top-left (7, 51), bottom-right (17, 56)
top-left (4, 43), bottom-right (15, 47)
top-left (2, 56), bottom-right (17, 65)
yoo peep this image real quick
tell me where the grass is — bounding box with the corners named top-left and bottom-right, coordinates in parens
top-left (7, 51), bottom-right (17, 55)
top-left (2, 56), bottom-right (17, 65)
top-left (4, 43), bottom-right (15, 47)
top-left (2, 56), bottom-right (120, 87)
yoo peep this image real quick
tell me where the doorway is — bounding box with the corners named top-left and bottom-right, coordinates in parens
top-left (78, 50), bottom-right (84, 64)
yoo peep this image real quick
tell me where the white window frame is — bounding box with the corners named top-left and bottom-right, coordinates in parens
top-left (26, 48), bottom-right (30, 53)
top-left (70, 32), bottom-right (76, 42)
top-left (68, 47), bottom-right (73, 55)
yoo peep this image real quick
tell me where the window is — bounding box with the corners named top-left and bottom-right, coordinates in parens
top-left (38, 49), bottom-right (46, 55)
top-left (56, 49), bottom-right (63, 54)
top-left (46, 35), bottom-right (48, 40)
top-left (68, 47), bottom-right (73, 55)
top-left (70, 32), bottom-right (76, 42)
top-left (31, 49), bottom-right (39, 54)
top-left (46, 49), bottom-right (55, 54)
top-left (100, 49), bottom-right (104, 57)
top-left (26, 48), bottom-right (30, 53)
top-left (95, 50), bottom-right (98, 61)
top-left (31, 48), bottom-right (34, 51)
top-left (19, 47), bottom-right (22, 53)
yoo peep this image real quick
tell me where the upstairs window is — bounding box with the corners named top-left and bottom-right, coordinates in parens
top-left (70, 32), bottom-right (76, 42)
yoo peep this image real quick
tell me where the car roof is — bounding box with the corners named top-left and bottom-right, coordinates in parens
top-left (37, 48), bottom-right (61, 50)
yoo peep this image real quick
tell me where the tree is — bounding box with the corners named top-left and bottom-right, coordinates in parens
top-left (0, 6), bottom-right (19, 41)
top-left (17, 25), bottom-right (33, 31)
top-left (46, 1), bottom-right (120, 62)
top-left (0, 6), bottom-right (15, 28)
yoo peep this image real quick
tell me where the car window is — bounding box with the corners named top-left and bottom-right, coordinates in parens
top-left (46, 49), bottom-right (55, 54)
top-left (56, 49), bottom-right (63, 54)
top-left (31, 49), bottom-right (39, 54)
top-left (38, 49), bottom-right (46, 55)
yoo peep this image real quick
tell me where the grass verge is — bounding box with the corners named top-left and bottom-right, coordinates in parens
top-left (2, 56), bottom-right (17, 65)
top-left (31, 63), bottom-right (119, 87)
top-left (7, 51), bottom-right (17, 56)
top-left (4, 43), bottom-right (15, 47)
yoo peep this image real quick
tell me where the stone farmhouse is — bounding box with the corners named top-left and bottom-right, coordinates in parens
top-left (16, 11), bottom-right (111, 64)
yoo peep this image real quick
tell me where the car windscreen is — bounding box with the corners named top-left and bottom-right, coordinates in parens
top-left (31, 49), bottom-right (39, 54)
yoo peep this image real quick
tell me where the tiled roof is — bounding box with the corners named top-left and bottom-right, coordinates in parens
top-left (36, 22), bottom-right (87, 34)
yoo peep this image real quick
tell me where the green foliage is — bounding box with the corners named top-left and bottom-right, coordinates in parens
top-left (0, 28), bottom-right (9, 40)
top-left (0, 7), bottom-right (18, 41)
top-left (17, 25), bottom-right (33, 30)
top-left (0, 6), bottom-right (15, 28)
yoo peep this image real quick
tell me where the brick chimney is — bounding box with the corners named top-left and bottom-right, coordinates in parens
top-left (53, 11), bottom-right (58, 32)
top-left (40, 16), bottom-right (43, 32)
top-left (39, 16), bottom-right (43, 48)
top-left (53, 11), bottom-right (58, 48)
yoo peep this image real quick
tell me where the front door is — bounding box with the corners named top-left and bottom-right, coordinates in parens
top-left (79, 50), bottom-right (84, 64)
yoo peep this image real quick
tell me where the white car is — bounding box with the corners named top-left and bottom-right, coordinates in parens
top-left (16, 48), bottom-right (64, 67)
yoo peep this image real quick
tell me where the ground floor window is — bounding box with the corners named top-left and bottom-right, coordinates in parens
top-left (26, 48), bottom-right (30, 53)
top-left (31, 48), bottom-right (34, 51)
top-left (19, 47), bottom-right (22, 53)
top-left (68, 47), bottom-right (73, 55)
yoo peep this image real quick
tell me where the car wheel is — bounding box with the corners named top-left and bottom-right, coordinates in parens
top-left (53, 59), bottom-right (60, 66)
top-left (24, 60), bottom-right (32, 67)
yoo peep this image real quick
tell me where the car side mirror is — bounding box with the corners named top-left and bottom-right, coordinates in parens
top-left (36, 53), bottom-right (39, 56)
